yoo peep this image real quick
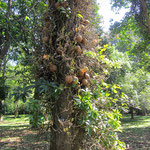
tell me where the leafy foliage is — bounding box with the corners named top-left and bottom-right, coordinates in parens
top-left (74, 84), bottom-right (125, 149)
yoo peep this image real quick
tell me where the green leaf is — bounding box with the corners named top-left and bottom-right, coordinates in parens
top-left (25, 16), bottom-right (30, 21)
top-left (77, 13), bottom-right (83, 18)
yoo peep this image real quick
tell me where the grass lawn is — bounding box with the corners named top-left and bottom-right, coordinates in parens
top-left (119, 114), bottom-right (150, 150)
top-left (1, 114), bottom-right (150, 150)
top-left (0, 115), bottom-right (50, 150)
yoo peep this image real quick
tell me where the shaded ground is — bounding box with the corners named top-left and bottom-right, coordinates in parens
top-left (119, 115), bottom-right (150, 150)
top-left (0, 115), bottom-right (50, 150)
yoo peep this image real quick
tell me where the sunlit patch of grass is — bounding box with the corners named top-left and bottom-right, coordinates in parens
top-left (121, 114), bottom-right (150, 129)
top-left (0, 115), bottom-right (30, 130)
top-left (1, 137), bottom-right (21, 142)
top-left (119, 114), bottom-right (150, 149)
top-left (3, 114), bottom-right (29, 123)
top-left (0, 115), bottom-right (50, 150)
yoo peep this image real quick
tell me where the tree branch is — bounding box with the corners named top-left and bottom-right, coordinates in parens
top-left (140, 0), bottom-right (150, 34)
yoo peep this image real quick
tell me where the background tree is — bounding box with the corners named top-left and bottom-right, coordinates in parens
top-left (111, 0), bottom-right (150, 35)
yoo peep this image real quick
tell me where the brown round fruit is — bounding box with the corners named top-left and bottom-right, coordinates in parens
top-left (82, 38), bottom-right (87, 46)
top-left (49, 64), bottom-right (57, 72)
top-left (78, 69), bottom-right (84, 77)
top-left (85, 73), bottom-right (90, 79)
top-left (75, 27), bottom-right (78, 33)
top-left (43, 54), bottom-right (48, 60)
top-left (81, 67), bottom-right (88, 73)
top-left (81, 25), bottom-right (86, 31)
top-left (83, 66), bottom-right (88, 72)
top-left (75, 46), bottom-right (82, 54)
top-left (82, 79), bottom-right (88, 86)
top-left (55, 2), bottom-right (60, 9)
top-left (93, 39), bottom-right (97, 45)
top-left (76, 34), bottom-right (83, 43)
top-left (65, 75), bottom-right (73, 84)
top-left (42, 36), bottom-right (49, 43)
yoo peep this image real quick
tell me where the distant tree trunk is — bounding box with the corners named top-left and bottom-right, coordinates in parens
top-left (143, 109), bottom-right (147, 116)
top-left (0, 101), bottom-right (3, 121)
top-left (14, 101), bottom-right (19, 118)
top-left (130, 107), bottom-right (134, 119)
top-left (0, 54), bottom-right (8, 121)
top-left (30, 80), bottom-right (41, 128)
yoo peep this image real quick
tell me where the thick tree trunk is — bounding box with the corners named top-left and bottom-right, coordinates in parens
top-left (50, 89), bottom-right (73, 150)
top-left (50, 89), bottom-right (83, 150)
top-left (40, 0), bottom-right (96, 149)
top-left (140, 0), bottom-right (150, 34)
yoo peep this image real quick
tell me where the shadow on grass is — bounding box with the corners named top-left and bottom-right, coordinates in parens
top-left (119, 127), bottom-right (150, 149)
top-left (0, 121), bottom-right (50, 150)
top-left (119, 115), bottom-right (150, 150)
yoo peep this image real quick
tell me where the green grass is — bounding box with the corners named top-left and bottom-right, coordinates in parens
top-left (0, 115), bottom-right (29, 130)
top-left (119, 114), bottom-right (150, 150)
top-left (0, 115), bottom-right (50, 150)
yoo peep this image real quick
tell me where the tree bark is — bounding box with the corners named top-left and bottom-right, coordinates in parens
top-left (140, 0), bottom-right (150, 34)
top-left (40, 0), bottom-right (97, 149)
top-left (50, 89), bottom-right (81, 150)
top-left (0, 100), bottom-right (3, 121)
top-left (130, 107), bottom-right (134, 119)
top-left (14, 101), bottom-right (19, 118)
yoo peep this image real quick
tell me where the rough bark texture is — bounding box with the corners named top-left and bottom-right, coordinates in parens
top-left (140, 0), bottom-right (150, 34)
top-left (50, 88), bottom-right (85, 150)
top-left (50, 89), bottom-right (73, 150)
top-left (36, 0), bottom-right (99, 149)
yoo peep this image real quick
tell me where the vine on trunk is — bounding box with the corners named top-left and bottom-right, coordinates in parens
top-left (34, 0), bottom-right (125, 149)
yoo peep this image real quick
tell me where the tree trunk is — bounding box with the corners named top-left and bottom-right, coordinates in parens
top-left (14, 101), bottom-right (19, 118)
top-left (140, 0), bottom-right (150, 34)
top-left (30, 80), bottom-right (41, 128)
top-left (50, 89), bottom-right (82, 150)
top-left (0, 100), bottom-right (3, 121)
top-left (130, 107), bottom-right (134, 119)
top-left (38, 0), bottom-right (98, 149)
